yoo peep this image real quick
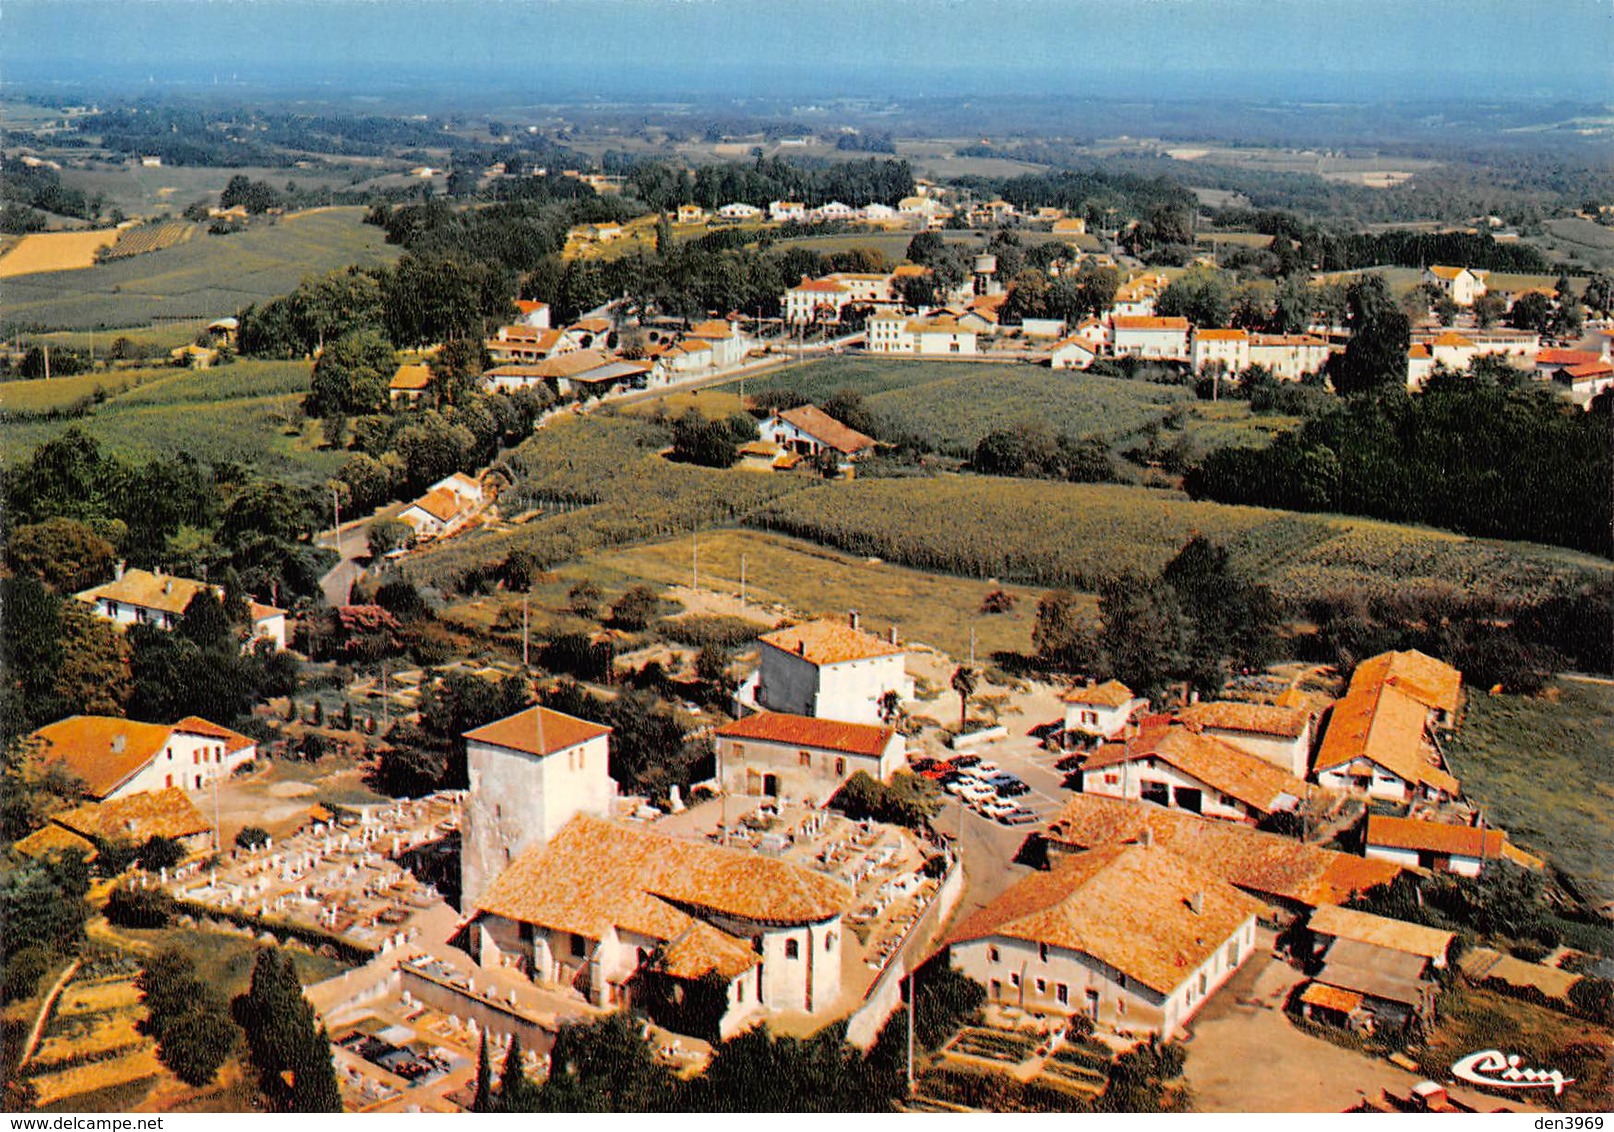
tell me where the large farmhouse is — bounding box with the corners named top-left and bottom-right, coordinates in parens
top-left (742, 615), bottom-right (913, 726)
top-left (948, 843), bottom-right (1263, 1037)
top-left (30, 715), bottom-right (257, 801)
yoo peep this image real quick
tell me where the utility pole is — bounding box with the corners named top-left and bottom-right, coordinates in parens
top-left (968, 626), bottom-right (976, 668)
top-left (42, 343), bottom-right (51, 381)
top-left (212, 774), bottom-right (222, 852)
top-left (739, 553), bottom-right (746, 606)
top-left (522, 593), bottom-right (530, 668)
top-left (331, 486), bottom-right (342, 557)
top-left (692, 528), bottom-right (699, 590)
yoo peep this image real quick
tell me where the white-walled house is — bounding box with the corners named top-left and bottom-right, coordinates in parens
top-left (717, 202), bottom-right (762, 220)
top-left (1364, 815), bottom-right (1542, 878)
top-left (744, 615), bottom-right (913, 726)
top-left (513, 299), bottom-right (551, 329)
top-left (1248, 333), bottom-right (1330, 381)
top-left (908, 316), bottom-right (977, 355)
top-left (1048, 335), bottom-right (1101, 370)
top-left (1080, 719), bottom-right (1306, 823)
top-left (686, 319), bottom-right (750, 368)
top-left (1313, 650), bottom-right (1464, 804)
top-left (769, 200), bottom-right (807, 222)
top-left (460, 705), bottom-right (615, 909)
top-left (948, 843), bottom-right (1263, 1037)
top-left (785, 277), bottom-right (852, 324)
top-left (1060, 680), bottom-right (1146, 740)
top-left (76, 567), bottom-right (286, 651)
top-left (1191, 328), bottom-right (1249, 373)
top-left (758, 404), bottom-right (877, 462)
top-left (1111, 316), bottom-right (1190, 360)
top-left (31, 714), bottom-right (257, 801)
top-left (713, 711), bottom-right (905, 802)
top-left (866, 311), bottom-right (914, 354)
top-left (1176, 701), bottom-right (1315, 778)
top-left (1423, 265), bottom-right (1488, 307)
top-left (397, 487), bottom-right (472, 540)
top-left (466, 815), bottom-right (851, 1033)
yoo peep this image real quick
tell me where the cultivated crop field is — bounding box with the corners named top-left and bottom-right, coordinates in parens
top-left (0, 228), bottom-right (121, 277)
top-left (749, 474), bottom-right (1611, 606)
top-left (57, 162), bottom-right (369, 222)
top-left (2, 360), bottom-right (337, 483)
top-left (746, 357), bottom-right (1196, 454)
top-left (1445, 678), bottom-right (1614, 909)
top-left (100, 222), bottom-right (195, 260)
top-left (0, 206), bottom-right (400, 331)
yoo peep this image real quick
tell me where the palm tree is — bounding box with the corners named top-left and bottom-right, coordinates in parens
top-left (950, 665), bottom-right (978, 731)
top-left (877, 689), bottom-right (903, 728)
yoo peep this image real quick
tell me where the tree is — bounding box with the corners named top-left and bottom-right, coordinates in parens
top-left (609, 585), bottom-right (660, 631)
top-left (1507, 291), bottom-right (1555, 335)
top-left (533, 1012), bottom-right (678, 1111)
top-left (235, 826), bottom-right (271, 850)
top-left (950, 665), bottom-right (978, 730)
top-left (6, 518), bottom-right (115, 593)
top-left (1332, 274), bottom-right (1411, 395)
top-left (567, 579), bottom-right (604, 618)
top-left (305, 329), bottom-right (396, 418)
top-left (670, 410), bottom-right (739, 468)
top-left (472, 1030), bottom-right (495, 1112)
top-left (1033, 590), bottom-right (1105, 673)
top-left (394, 411), bottom-right (476, 493)
top-left (1098, 577), bottom-right (1193, 703)
top-left (137, 950), bottom-right (237, 1087)
top-left (366, 518), bottom-right (414, 557)
top-left (1156, 270), bottom-right (1233, 329)
top-left (876, 689), bottom-right (903, 728)
top-left (1472, 292), bottom-right (1507, 328)
top-left (498, 1032), bottom-right (540, 1111)
top-left (232, 948), bottom-right (342, 1112)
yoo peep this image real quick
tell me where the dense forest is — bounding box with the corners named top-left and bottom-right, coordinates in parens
top-left (623, 156), bottom-right (915, 212)
top-left (1184, 369), bottom-right (1613, 558)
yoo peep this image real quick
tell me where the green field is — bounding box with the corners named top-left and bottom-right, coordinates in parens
top-left (57, 162), bottom-right (370, 223)
top-left (590, 529), bottom-right (1054, 660)
top-left (1, 359), bottom-right (338, 483)
top-left (0, 206), bottom-right (400, 331)
top-left (741, 356), bottom-right (1292, 460)
top-left (1445, 678), bottom-right (1614, 909)
top-left (0, 367), bottom-right (169, 413)
top-left (751, 474), bottom-right (1611, 606)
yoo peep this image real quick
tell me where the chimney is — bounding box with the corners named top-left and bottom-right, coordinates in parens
top-left (888, 625), bottom-right (899, 646)
top-left (797, 641), bottom-right (806, 656)
top-left (111, 733), bottom-right (126, 754)
top-left (114, 560), bottom-right (126, 581)
top-left (848, 610), bottom-right (860, 631)
top-left (163, 580), bottom-right (173, 595)
top-left (1190, 891), bottom-right (1205, 916)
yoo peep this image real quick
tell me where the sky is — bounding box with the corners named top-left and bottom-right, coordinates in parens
top-left (6, 0), bottom-right (1611, 103)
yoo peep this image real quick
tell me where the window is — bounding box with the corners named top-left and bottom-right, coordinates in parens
top-left (1104, 773), bottom-right (1119, 785)
top-left (825, 932), bottom-right (836, 952)
top-left (799, 751), bottom-right (812, 767)
top-left (736, 980), bottom-right (745, 1003)
top-left (195, 775), bottom-right (203, 788)
top-left (1228, 939), bottom-right (1240, 967)
top-left (495, 804), bottom-right (502, 820)
top-left (1056, 983), bottom-right (1069, 1005)
top-left (988, 946), bottom-right (1000, 964)
top-left (1220, 794), bottom-right (1237, 808)
top-left (1199, 972), bottom-right (1208, 996)
top-left (165, 774), bottom-right (173, 788)
top-left (785, 939), bottom-right (800, 959)
top-left (570, 933), bottom-right (588, 958)
top-left (835, 757), bottom-right (846, 776)
top-left (1009, 972), bottom-right (1020, 988)
top-left (1039, 943), bottom-right (1049, 962)
top-left (1035, 978), bottom-right (1047, 994)
top-left (1081, 711), bottom-right (1098, 726)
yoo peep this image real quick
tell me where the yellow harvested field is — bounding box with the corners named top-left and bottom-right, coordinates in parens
top-left (0, 229), bottom-right (121, 277)
top-left (29, 1046), bottom-right (160, 1106)
top-left (55, 978), bottom-right (143, 1016)
top-left (34, 1014), bottom-right (145, 1065)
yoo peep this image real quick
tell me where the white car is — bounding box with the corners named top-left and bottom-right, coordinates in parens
top-left (959, 781), bottom-right (997, 805)
top-left (980, 799), bottom-right (1017, 819)
top-left (963, 761), bottom-right (1002, 779)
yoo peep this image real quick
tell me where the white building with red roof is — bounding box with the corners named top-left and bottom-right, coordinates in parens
top-left (713, 711), bottom-right (904, 802)
top-left (30, 714), bottom-right (257, 801)
top-left (460, 704), bottom-right (615, 908)
top-left (784, 276), bottom-right (853, 324)
top-left (76, 566), bottom-right (286, 651)
top-left (1060, 680), bottom-right (1147, 740)
top-left (741, 613), bottom-right (913, 726)
top-left (1112, 316), bottom-right (1191, 360)
top-left (758, 404), bottom-right (877, 463)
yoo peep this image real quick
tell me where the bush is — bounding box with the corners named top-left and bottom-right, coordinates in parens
top-left (104, 884), bottom-right (177, 929)
top-left (1, 945), bottom-right (55, 1004)
top-left (829, 771), bottom-right (939, 831)
top-left (658, 614), bottom-right (761, 649)
top-left (235, 826), bottom-right (271, 851)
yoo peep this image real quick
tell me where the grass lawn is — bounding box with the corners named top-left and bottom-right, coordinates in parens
top-left (0, 207), bottom-right (399, 331)
top-left (588, 528), bottom-right (1055, 660)
top-left (1422, 984), bottom-right (1611, 1113)
top-left (1444, 678), bottom-right (1614, 909)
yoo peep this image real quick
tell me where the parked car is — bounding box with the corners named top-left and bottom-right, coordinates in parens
top-left (910, 756), bottom-right (938, 773)
top-left (1054, 753), bottom-right (1086, 772)
top-left (980, 799), bottom-right (1018, 819)
top-left (963, 761), bottom-right (1002, 779)
top-left (1000, 808), bottom-right (1040, 826)
top-left (959, 781), bottom-right (997, 805)
top-left (995, 779), bottom-right (1031, 797)
top-left (951, 753), bottom-right (982, 768)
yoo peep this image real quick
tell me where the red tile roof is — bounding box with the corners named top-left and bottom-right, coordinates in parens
top-left (53, 787), bottom-right (211, 843)
top-left (1366, 815), bottom-right (1508, 859)
top-left (1535, 348), bottom-right (1602, 367)
top-left (1045, 792), bottom-right (1402, 908)
top-left (1348, 649), bottom-right (1462, 715)
top-left (714, 712), bottom-right (896, 758)
top-left (1085, 720), bottom-right (1308, 814)
top-left (775, 405), bottom-right (876, 456)
top-left (463, 705), bottom-right (611, 758)
top-left (1058, 680), bottom-right (1137, 709)
top-left (1113, 316), bottom-right (1190, 332)
top-left (1178, 701), bottom-right (1311, 740)
top-left (1314, 681), bottom-right (1459, 795)
top-left (948, 843), bottom-right (1263, 996)
top-left (759, 619), bottom-right (903, 666)
top-left (30, 716), bottom-right (226, 799)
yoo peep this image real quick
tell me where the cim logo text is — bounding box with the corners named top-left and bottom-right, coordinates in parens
top-left (1452, 1049), bottom-right (1576, 1096)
